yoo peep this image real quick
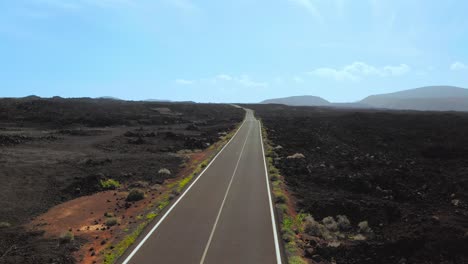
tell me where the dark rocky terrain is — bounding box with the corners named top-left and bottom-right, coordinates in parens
top-left (0, 97), bottom-right (243, 263)
top-left (249, 104), bottom-right (468, 264)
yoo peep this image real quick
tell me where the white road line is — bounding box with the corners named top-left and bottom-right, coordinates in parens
top-left (121, 115), bottom-right (247, 264)
top-left (199, 119), bottom-right (252, 264)
top-left (258, 120), bottom-right (283, 264)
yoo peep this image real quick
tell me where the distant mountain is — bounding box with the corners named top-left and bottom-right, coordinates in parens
top-left (360, 86), bottom-right (468, 111)
top-left (329, 102), bottom-right (371, 109)
top-left (261, 95), bottom-right (330, 106)
top-left (144, 99), bottom-right (172, 102)
top-left (98, 96), bottom-right (122, 100)
top-left (18, 95), bottom-right (42, 101)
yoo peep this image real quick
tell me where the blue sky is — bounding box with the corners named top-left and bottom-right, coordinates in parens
top-left (1, 0), bottom-right (468, 102)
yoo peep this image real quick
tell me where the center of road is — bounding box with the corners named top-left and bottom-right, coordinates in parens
top-left (199, 122), bottom-right (252, 263)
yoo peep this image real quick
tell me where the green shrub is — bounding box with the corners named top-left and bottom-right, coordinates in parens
top-left (270, 174), bottom-right (279, 181)
top-left (289, 256), bottom-right (307, 264)
top-left (269, 166), bottom-right (279, 175)
top-left (59, 231), bottom-right (74, 244)
top-left (178, 175), bottom-right (193, 191)
top-left (200, 161), bottom-right (208, 168)
top-left (281, 225), bottom-right (296, 242)
top-left (275, 193), bottom-right (288, 204)
top-left (146, 212), bottom-right (158, 220)
top-left (103, 222), bottom-right (146, 264)
top-left (100, 179), bottom-right (121, 190)
top-left (104, 212), bottom-right (115, 218)
top-left (105, 217), bottom-right (118, 227)
top-left (126, 189), bottom-right (145, 202)
top-left (277, 204), bottom-right (288, 214)
top-left (282, 216), bottom-right (294, 230)
top-left (294, 213), bottom-right (307, 233)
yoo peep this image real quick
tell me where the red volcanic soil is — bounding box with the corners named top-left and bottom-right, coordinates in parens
top-left (0, 97), bottom-right (243, 263)
top-left (249, 104), bottom-right (468, 264)
top-left (31, 133), bottom-right (225, 264)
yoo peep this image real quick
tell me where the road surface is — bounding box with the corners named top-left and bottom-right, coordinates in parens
top-left (119, 109), bottom-right (282, 264)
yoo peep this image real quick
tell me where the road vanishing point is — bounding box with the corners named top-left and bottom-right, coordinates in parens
top-left (119, 109), bottom-right (283, 264)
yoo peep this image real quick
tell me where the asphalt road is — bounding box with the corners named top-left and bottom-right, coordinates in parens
top-left (119, 109), bottom-right (282, 264)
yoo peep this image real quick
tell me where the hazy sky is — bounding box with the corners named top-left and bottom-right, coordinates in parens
top-left (1, 0), bottom-right (467, 102)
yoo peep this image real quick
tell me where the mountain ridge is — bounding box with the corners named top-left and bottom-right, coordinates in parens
top-left (260, 86), bottom-right (468, 111)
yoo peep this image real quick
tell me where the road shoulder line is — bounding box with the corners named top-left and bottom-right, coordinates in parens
top-left (258, 120), bottom-right (283, 264)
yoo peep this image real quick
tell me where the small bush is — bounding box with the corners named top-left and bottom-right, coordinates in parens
top-left (289, 256), bottom-right (307, 264)
top-left (200, 161), bottom-right (208, 168)
top-left (178, 174), bottom-right (194, 192)
top-left (269, 166), bottom-right (280, 175)
top-left (105, 217), bottom-right (118, 227)
top-left (281, 224), bottom-right (296, 241)
top-left (0, 222), bottom-right (11, 228)
top-left (337, 215), bottom-right (351, 231)
top-left (270, 174), bottom-right (279, 181)
top-left (100, 179), bottom-right (121, 190)
top-left (304, 215), bottom-right (318, 234)
top-left (129, 181), bottom-right (149, 188)
top-left (276, 204), bottom-right (288, 214)
top-left (358, 221), bottom-right (373, 234)
top-left (351, 234), bottom-right (367, 241)
top-left (158, 168), bottom-right (171, 175)
top-left (282, 216), bottom-right (294, 230)
top-left (126, 189), bottom-right (145, 202)
top-left (304, 216), bottom-right (333, 241)
top-left (104, 212), bottom-right (115, 218)
top-left (146, 212), bottom-right (157, 220)
top-left (294, 213), bottom-right (307, 233)
top-left (322, 216), bottom-right (338, 232)
top-left (275, 193), bottom-right (288, 204)
top-left (59, 231), bottom-right (74, 244)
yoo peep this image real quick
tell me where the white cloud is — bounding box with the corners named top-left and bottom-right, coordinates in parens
top-left (289, 0), bottom-right (323, 23)
top-left (175, 74), bottom-right (268, 88)
top-left (383, 64), bottom-right (411, 76)
top-left (237, 75), bottom-right (268, 88)
top-left (175, 79), bottom-right (194, 85)
top-left (450, 61), bottom-right (468, 71)
top-left (311, 67), bottom-right (358, 81)
top-left (215, 74), bottom-right (233, 81)
top-left (310, 62), bottom-right (411, 81)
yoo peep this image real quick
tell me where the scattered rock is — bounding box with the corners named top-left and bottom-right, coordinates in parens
top-left (287, 153), bottom-right (305, 159)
